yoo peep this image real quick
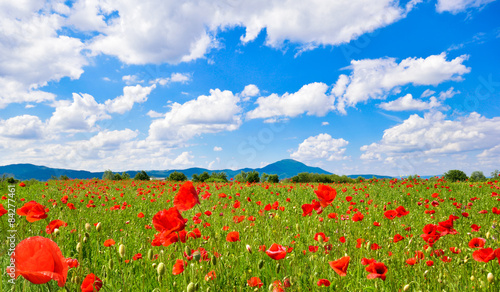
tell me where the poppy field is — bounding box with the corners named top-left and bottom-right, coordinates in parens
top-left (1, 177), bottom-right (500, 291)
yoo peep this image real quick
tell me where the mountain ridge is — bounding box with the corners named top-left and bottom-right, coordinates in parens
top-left (0, 159), bottom-right (393, 181)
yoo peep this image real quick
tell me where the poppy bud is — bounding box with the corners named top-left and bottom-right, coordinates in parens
top-left (96, 222), bottom-right (102, 232)
top-left (295, 223), bottom-right (300, 232)
top-left (76, 242), bottom-right (82, 253)
top-left (193, 250), bottom-right (201, 262)
top-left (403, 284), bottom-right (410, 291)
top-left (157, 262), bottom-right (165, 276)
top-left (185, 246), bottom-right (192, 256)
top-left (152, 289), bottom-right (161, 292)
top-left (276, 263), bottom-right (281, 274)
top-left (83, 236), bottom-right (88, 243)
top-left (72, 275), bottom-right (81, 284)
top-left (108, 259), bottom-right (114, 270)
top-left (283, 277), bottom-right (291, 287)
top-left (53, 228), bottom-right (60, 236)
top-left (317, 236), bottom-right (324, 244)
top-left (258, 259), bottom-right (264, 269)
top-left (488, 273), bottom-right (494, 283)
top-left (186, 282), bottom-right (195, 292)
top-left (84, 232), bottom-right (90, 240)
top-left (246, 245), bottom-right (252, 253)
top-left (470, 275), bottom-right (475, 281)
top-left (147, 249), bottom-right (153, 261)
top-left (118, 244), bottom-right (126, 258)
top-left (211, 255), bottom-right (217, 266)
top-left (85, 223), bottom-right (91, 231)
top-left (486, 231), bottom-right (491, 239)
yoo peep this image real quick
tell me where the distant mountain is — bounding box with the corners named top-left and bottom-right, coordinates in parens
top-left (0, 159), bottom-right (393, 181)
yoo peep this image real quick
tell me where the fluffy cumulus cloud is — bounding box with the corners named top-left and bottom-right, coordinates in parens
top-left (240, 84), bottom-right (260, 100)
top-left (105, 84), bottom-right (156, 114)
top-left (0, 1), bottom-right (87, 108)
top-left (0, 115), bottom-right (46, 140)
top-left (378, 94), bottom-right (443, 111)
top-left (74, 0), bottom-right (422, 64)
top-left (360, 112), bottom-right (500, 166)
top-left (436, 0), bottom-right (496, 14)
top-left (246, 82), bottom-right (332, 120)
top-left (148, 89), bottom-right (242, 143)
top-left (291, 133), bottom-right (349, 162)
top-left (48, 93), bottom-right (110, 133)
top-left (332, 53), bottom-right (470, 114)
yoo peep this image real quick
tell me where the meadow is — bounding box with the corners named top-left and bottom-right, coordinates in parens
top-left (1, 177), bottom-right (500, 291)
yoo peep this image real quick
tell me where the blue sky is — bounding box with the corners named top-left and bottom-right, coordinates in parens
top-left (1, 0), bottom-right (499, 177)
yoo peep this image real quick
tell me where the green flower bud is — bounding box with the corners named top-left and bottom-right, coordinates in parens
top-left (211, 255), bottom-right (217, 266)
top-left (96, 222), bottom-right (102, 232)
top-left (147, 249), bottom-right (153, 261)
top-left (193, 250), bottom-right (201, 262)
top-left (118, 244), bottom-right (126, 258)
top-left (85, 223), bottom-right (91, 231)
top-left (488, 273), bottom-right (494, 283)
top-left (157, 262), bottom-right (166, 276)
top-left (185, 246), bottom-right (192, 256)
top-left (258, 259), bottom-right (264, 269)
top-left (108, 259), bottom-right (114, 270)
top-left (76, 242), bottom-right (82, 253)
top-left (187, 282), bottom-right (196, 292)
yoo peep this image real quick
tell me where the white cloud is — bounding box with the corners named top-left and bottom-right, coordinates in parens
top-left (82, 0), bottom-right (420, 65)
top-left (48, 93), bottom-right (110, 133)
top-left (332, 53), bottom-right (470, 114)
top-left (105, 84), bottom-right (156, 114)
top-left (147, 110), bottom-right (165, 118)
top-left (148, 88), bottom-right (242, 143)
top-left (240, 84), bottom-right (260, 101)
top-left (246, 82), bottom-right (332, 120)
top-left (0, 4), bottom-right (87, 108)
top-left (378, 94), bottom-right (443, 111)
top-left (360, 111), bottom-right (500, 162)
top-left (322, 122), bottom-right (329, 126)
top-left (213, 146), bottom-right (223, 151)
top-left (0, 115), bottom-right (46, 140)
top-left (436, 0), bottom-right (496, 14)
top-left (169, 151), bottom-right (195, 167)
top-left (421, 89), bottom-right (436, 98)
top-left (122, 75), bottom-right (144, 85)
top-left (438, 87), bottom-right (460, 100)
top-left (290, 133), bottom-right (349, 162)
top-left (153, 73), bottom-right (191, 86)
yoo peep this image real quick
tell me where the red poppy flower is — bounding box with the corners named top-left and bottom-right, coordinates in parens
top-left (406, 257), bottom-right (417, 265)
top-left (205, 270), bottom-right (216, 281)
top-left (226, 231), bottom-right (240, 242)
top-left (137, 212), bottom-right (145, 218)
top-left (339, 236), bottom-right (346, 243)
top-left (172, 259), bottom-right (187, 275)
top-left (152, 207), bottom-right (186, 235)
top-left (361, 258), bottom-right (376, 265)
top-left (317, 279), bottom-right (331, 286)
top-left (308, 245), bottom-right (319, 253)
top-left (437, 218), bottom-right (457, 236)
top-left (0, 203), bottom-right (7, 217)
top-left (492, 207), bottom-right (500, 215)
top-left (19, 182), bottom-right (26, 187)
top-left (421, 224), bottom-right (441, 246)
top-left (393, 234), bottom-right (404, 243)
top-left (468, 237), bottom-right (486, 249)
top-left (45, 220), bottom-right (68, 234)
top-left (396, 206), bottom-right (410, 217)
top-left (17, 201), bottom-right (49, 222)
top-left (373, 221), bottom-right (381, 226)
top-left (266, 243), bottom-right (287, 260)
top-left (370, 243), bottom-right (381, 250)
top-left (314, 184), bottom-right (337, 208)
top-left (384, 210), bottom-right (398, 220)
top-left (329, 256), bottom-right (350, 277)
top-left (356, 238), bottom-right (365, 249)
top-left (248, 277), bottom-right (264, 288)
top-left (301, 203), bottom-right (314, 216)
top-left (441, 256), bottom-right (451, 262)
top-left (352, 212), bottom-right (364, 222)
top-left (65, 258), bottom-right (79, 268)
top-left (103, 239), bottom-right (115, 247)
top-left (314, 232), bottom-right (329, 242)
top-left (449, 247), bottom-right (461, 254)
top-left (472, 248), bottom-right (496, 263)
top-left (471, 224), bottom-right (481, 232)
top-left (173, 181), bottom-right (200, 212)
top-left (366, 262), bottom-right (388, 281)
top-left (81, 273), bottom-right (103, 292)
top-left (8, 236), bottom-right (68, 287)
top-left (426, 260), bottom-right (434, 266)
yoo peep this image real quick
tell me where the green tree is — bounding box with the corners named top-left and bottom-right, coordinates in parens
top-left (59, 175), bottom-right (70, 180)
top-left (443, 169), bottom-right (468, 182)
top-left (121, 172), bottom-right (130, 180)
top-left (491, 170), bottom-right (499, 178)
top-left (234, 171), bottom-right (248, 183)
top-left (192, 174), bottom-right (200, 182)
top-left (470, 171), bottom-right (486, 182)
top-left (134, 171), bottom-right (150, 181)
top-left (261, 173), bottom-right (269, 182)
top-left (102, 170), bottom-right (114, 180)
top-left (268, 174), bottom-right (279, 183)
top-left (246, 171), bottom-right (260, 183)
top-left (199, 171), bottom-right (210, 182)
top-left (210, 172), bottom-right (228, 182)
top-left (169, 171), bottom-right (187, 181)
top-left (113, 173), bottom-right (123, 180)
